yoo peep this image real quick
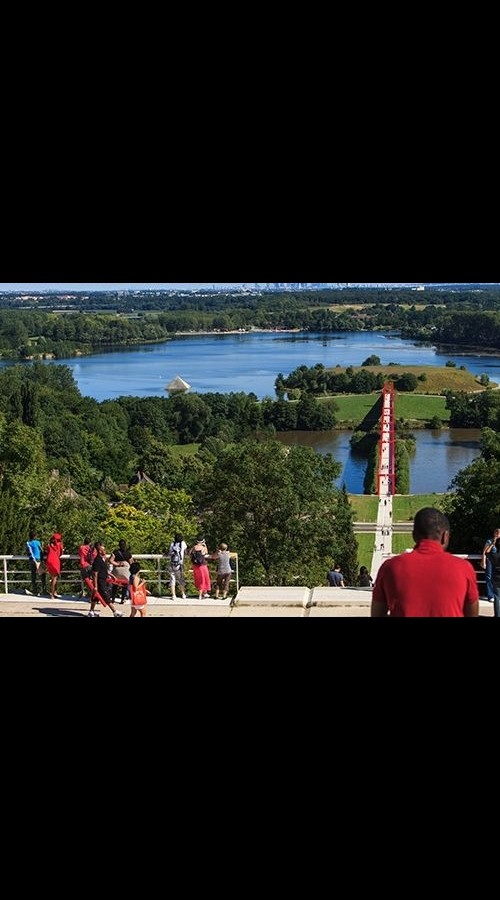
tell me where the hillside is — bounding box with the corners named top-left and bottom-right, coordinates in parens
top-left (332, 365), bottom-right (488, 393)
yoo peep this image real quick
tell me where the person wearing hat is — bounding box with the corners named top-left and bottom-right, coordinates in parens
top-left (46, 533), bottom-right (64, 600)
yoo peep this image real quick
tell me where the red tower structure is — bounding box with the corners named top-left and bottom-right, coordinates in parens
top-left (377, 383), bottom-right (396, 497)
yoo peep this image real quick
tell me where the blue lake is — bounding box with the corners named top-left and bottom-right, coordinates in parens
top-left (1, 330), bottom-right (499, 401)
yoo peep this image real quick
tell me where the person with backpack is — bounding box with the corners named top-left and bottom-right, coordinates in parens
top-left (189, 537), bottom-right (211, 600)
top-left (168, 533), bottom-right (187, 601)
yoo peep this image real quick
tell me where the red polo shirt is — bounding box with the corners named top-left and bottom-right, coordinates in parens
top-left (373, 540), bottom-right (479, 618)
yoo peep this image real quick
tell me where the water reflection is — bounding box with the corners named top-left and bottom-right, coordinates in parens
top-left (277, 429), bottom-right (481, 494)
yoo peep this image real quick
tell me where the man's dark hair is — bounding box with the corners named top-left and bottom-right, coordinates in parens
top-left (413, 508), bottom-right (450, 541)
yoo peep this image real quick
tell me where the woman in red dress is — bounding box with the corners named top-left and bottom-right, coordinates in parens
top-left (46, 533), bottom-right (64, 600)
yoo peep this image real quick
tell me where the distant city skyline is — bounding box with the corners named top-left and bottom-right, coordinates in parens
top-left (0, 283), bottom-right (243, 291)
top-left (0, 282), bottom-right (497, 293)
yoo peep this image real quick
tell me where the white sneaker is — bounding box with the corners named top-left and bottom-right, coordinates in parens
top-left (25, 589), bottom-right (33, 596)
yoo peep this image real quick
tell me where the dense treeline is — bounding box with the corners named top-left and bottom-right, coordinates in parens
top-left (2, 294), bottom-right (500, 361)
top-left (402, 309), bottom-right (500, 350)
top-left (3, 288), bottom-right (500, 313)
top-left (446, 425), bottom-right (500, 553)
top-left (0, 365), bottom-right (337, 495)
top-left (278, 364), bottom-right (420, 397)
top-left (0, 365), bottom-right (356, 585)
top-left (445, 390), bottom-right (500, 428)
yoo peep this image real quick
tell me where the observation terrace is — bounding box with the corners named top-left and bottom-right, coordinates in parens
top-left (0, 554), bottom-right (493, 618)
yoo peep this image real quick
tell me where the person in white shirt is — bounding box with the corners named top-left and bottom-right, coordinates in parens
top-left (168, 533), bottom-right (188, 600)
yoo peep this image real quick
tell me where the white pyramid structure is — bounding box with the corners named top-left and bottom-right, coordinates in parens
top-left (166, 375), bottom-right (191, 394)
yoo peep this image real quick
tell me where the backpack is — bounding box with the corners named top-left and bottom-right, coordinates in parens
top-left (191, 548), bottom-right (206, 566)
top-left (170, 544), bottom-right (183, 569)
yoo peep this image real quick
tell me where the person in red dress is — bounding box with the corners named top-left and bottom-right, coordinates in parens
top-left (46, 533), bottom-right (64, 600)
top-left (372, 508), bottom-right (479, 618)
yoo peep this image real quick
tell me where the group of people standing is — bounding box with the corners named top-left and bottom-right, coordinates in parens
top-left (79, 539), bottom-right (148, 618)
top-left (168, 534), bottom-right (236, 601)
top-left (27, 530), bottom-right (235, 615)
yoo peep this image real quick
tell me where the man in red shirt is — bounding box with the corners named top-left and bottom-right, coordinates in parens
top-left (372, 508), bottom-right (479, 618)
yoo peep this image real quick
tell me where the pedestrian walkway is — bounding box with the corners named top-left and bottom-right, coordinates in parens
top-left (371, 383), bottom-right (396, 582)
top-left (0, 589), bottom-right (493, 617)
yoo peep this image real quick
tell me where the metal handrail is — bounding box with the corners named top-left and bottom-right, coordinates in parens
top-left (0, 554), bottom-right (240, 598)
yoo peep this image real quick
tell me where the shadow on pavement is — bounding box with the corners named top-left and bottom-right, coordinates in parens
top-left (35, 607), bottom-right (88, 618)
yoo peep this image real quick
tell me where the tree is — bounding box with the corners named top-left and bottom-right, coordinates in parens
top-left (0, 421), bottom-right (48, 500)
top-left (168, 394), bottom-right (212, 443)
top-left (100, 485), bottom-right (197, 554)
top-left (447, 458), bottom-right (500, 553)
top-left (362, 355), bottom-right (381, 367)
top-left (396, 373), bottom-right (418, 392)
top-left (139, 437), bottom-right (183, 487)
top-left (199, 440), bottom-right (355, 586)
top-left (21, 382), bottom-right (40, 428)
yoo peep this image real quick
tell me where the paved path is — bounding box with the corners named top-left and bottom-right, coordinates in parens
top-left (371, 385), bottom-right (395, 582)
top-left (0, 591), bottom-right (493, 617)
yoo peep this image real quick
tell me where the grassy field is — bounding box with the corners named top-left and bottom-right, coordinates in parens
top-left (349, 496), bottom-right (379, 521)
top-left (392, 533), bottom-right (415, 554)
top-left (392, 494), bottom-right (447, 521)
top-left (350, 494), bottom-right (447, 522)
top-left (170, 443), bottom-right (200, 458)
top-left (355, 534), bottom-right (376, 573)
top-left (333, 392), bottom-right (450, 423)
top-left (332, 365), bottom-right (486, 393)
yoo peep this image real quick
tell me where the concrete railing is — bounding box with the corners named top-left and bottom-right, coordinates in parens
top-left (0, 554), bottom-right (240, 598)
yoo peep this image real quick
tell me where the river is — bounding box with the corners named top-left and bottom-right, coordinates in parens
top-left (277, 429), bottom-right (481, 494)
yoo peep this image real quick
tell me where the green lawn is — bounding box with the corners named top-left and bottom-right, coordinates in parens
top-left (391, 533), bottom-right (415, 554)
top-left (393, 395), bottom-right (450, 421)
top-left (170, 443), bottom-right (200, 458)
top-left (350, 493), bottom-right (447, 523)
top-left (349, 495), bottom-right (379, 521)
top-left (355, 534), bottom-right (375, 573)
top-left (392, 494), bottom-right (447, 521)
top-left (330, 394), bottom-right (381, 423)
top-left (332, 393), bottom-right (450, 424)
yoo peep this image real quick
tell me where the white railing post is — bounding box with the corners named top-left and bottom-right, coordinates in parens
top-left (3, 557), bottom-right (8, 595)
top-left (158, 556), bottom-right (162, 598)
